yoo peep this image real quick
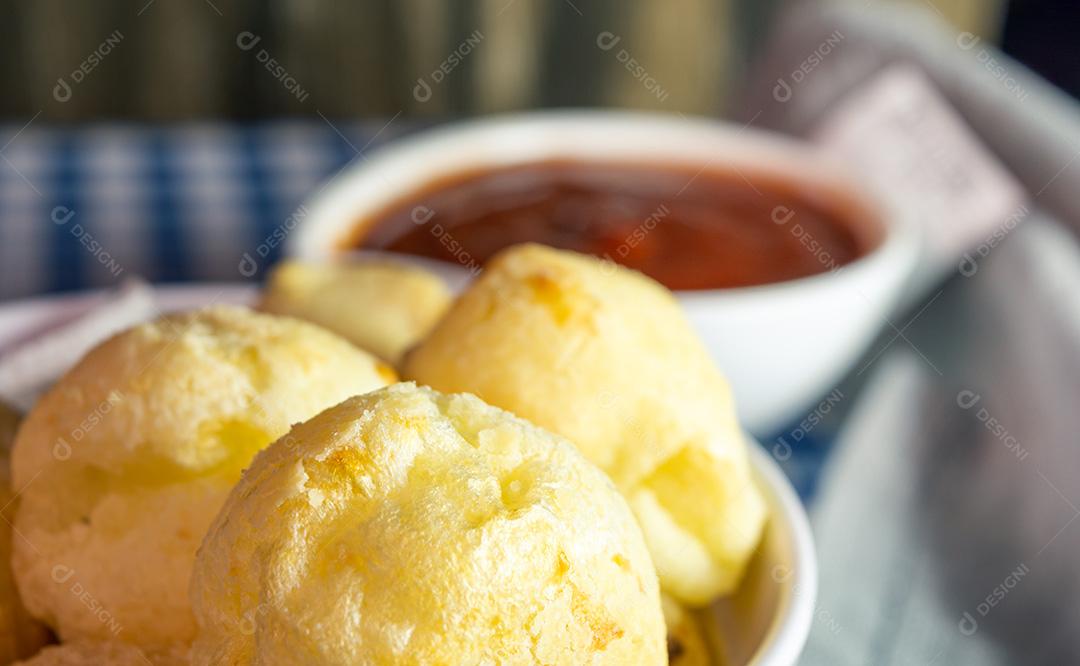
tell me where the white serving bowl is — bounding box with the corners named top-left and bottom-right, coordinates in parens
top-left (289, 111), bottom-right (919, 435)
top-left (0, 285), bottom-right (816, 664)
top-left (698, 441), bottom-right (817, 666)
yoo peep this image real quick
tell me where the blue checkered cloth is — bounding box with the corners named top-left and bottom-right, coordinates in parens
top-left (0, 120), bottom-right (413, 300)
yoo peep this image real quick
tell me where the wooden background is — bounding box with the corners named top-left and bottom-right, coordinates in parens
top-left (1, 0), bottom-right (1004, 121)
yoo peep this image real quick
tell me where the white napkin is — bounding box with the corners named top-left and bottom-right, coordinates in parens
top-left (0, 280), bottom-right (157, 410)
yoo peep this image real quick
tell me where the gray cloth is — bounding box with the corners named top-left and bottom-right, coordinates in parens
top-left (741, 3), bottom-right (1080, 664)
top-left (806, 217), bottom-right (1080, 665)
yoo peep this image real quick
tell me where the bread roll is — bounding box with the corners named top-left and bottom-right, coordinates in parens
top-left (0, 404), bottom-right (50, 662)
top-left (191, 383), bottom-right (666, 665)
top-left (16, 640), bottom-right (188, 665)
top-left (260, 260), bottom-right (452, 364)
top-left (11, 306), bottom-right (394, 649)
top-left (404, 244), bottom-right (767, 604)
top-left (662, 594), bottom-right (711, 665)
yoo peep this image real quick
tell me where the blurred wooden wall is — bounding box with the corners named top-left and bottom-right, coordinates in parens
top-left (0, 0), bottom-right (1005, 121)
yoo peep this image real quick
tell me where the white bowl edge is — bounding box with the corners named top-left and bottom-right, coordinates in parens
top-left (745, 441), bottom-right (818, 666)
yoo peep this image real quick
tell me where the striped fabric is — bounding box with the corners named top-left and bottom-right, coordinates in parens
top-left (0, 120), bottom-right (405, 300)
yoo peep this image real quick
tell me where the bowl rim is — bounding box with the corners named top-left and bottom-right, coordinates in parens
top-left (290, 109), bottom-right (920, 299)
top-left (744, 439), bottom-right (818, 666)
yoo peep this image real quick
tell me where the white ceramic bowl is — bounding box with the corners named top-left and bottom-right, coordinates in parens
top-left (704, 441), bottom-right (816, 666)
top-left (289, 111), bottom-right (919, 435)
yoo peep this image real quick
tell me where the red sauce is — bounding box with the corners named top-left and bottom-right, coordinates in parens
top-left (349, 160), bottom-right (878, 290)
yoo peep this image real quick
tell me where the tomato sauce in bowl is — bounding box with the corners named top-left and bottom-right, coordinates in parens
top-left (347, 160), bottom-right (879, 291)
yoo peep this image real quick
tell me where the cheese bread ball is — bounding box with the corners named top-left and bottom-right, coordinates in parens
top-left (11, 306), bottom-right (394, 650)
top-left (16, 641), bottom-right (188, 666)
top-left (0, 404), bottom-right (50, 662)
top-left (662, 595), bottom-right (711, 666)
top-left (260, 260), bottom-right (452, 364)
top-left (404, 244), bottom-right (768, 605)
top-left (191, 383), bottom-right (665, 665)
